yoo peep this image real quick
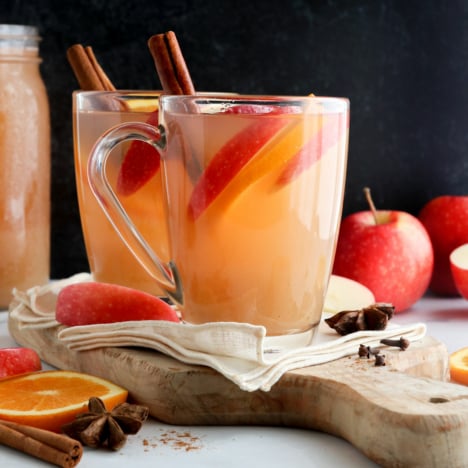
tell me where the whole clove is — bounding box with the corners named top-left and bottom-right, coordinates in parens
top-left (325, 303), bottom-right (395, 336)
top-left (380, 337), bottom-right (410, 350)
top-left (374, 354), bottom-right (386, 366)
top-left (358, 344), bottom-right (380, 358)
top-left (358, 344), bottom-right (369, 357)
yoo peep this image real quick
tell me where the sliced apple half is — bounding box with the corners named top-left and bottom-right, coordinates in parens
top-left (323, 274), bottom-right (376, 316)
top-left (449, 244), bottom-right (468, 299)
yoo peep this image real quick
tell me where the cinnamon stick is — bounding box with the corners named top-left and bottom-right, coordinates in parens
top-left (67, 44), bottom-right (116, 91)
top-left (0, 420), bottom-right (82, 467)
top-left (84, 46), bottom-right (116, 91)
top-left (147, 31), bottom-right (195, 95)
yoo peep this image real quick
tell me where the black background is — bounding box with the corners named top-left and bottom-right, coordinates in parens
top-left (2, 0), bottom-right (468, 279)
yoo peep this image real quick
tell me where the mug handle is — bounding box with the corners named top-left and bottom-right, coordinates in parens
top-left (87, 121), bottom-right (183, 304)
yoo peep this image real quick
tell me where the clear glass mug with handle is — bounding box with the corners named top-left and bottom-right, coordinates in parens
top-left (73, 90), bottom-right (169, 296)
top-left (87, 94), bottom-right (349, 339)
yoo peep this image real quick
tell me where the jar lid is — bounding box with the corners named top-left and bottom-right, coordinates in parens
top-left (0, 24), bottom-right (41, 49)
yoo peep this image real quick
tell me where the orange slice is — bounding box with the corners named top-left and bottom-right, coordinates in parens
top-left (0, 370), bottom-right (128, 432)
top-left (450, 347), bottom-right (468, 385)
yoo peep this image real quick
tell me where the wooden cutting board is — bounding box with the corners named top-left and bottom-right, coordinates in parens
top-left (8, 315), bottom-right (468, 468)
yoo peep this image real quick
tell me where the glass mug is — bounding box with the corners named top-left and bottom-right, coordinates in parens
top-left (73, 91), bottom-right (169, 296)
top-left (88, 94), bottom-right (349, 338)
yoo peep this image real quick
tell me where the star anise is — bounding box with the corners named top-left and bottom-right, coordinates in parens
top-left (325, 303), bottom-right (395, 336)
top-left (62, 397), bottom-right (149, 451)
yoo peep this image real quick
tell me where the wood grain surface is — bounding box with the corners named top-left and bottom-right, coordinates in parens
top-left (8, 315), bottom-right (468, 468)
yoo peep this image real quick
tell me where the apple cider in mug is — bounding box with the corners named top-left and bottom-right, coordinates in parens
top-left (160, 100), bottom-right (349, 335)
top-left (73, 92), bottom-right (169, 295)
top-left (89, 95), bottom-right (349, 337)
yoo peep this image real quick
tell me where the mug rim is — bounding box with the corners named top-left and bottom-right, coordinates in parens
top-left (160, 94), bottom-right (350, 114)
top-left (72, 90), bottom-right (349, 102)
top-left (161, 93), bottom-right (349, 102)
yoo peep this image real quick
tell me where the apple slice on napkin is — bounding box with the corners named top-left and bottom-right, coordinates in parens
top-left (56, 282), bottom-right (179, 326)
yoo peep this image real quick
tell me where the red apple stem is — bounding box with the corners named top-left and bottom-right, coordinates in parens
top-left (364, 187), bottom-right (380, 225)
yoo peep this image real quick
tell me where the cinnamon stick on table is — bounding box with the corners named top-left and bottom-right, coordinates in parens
top-left (0, 420), bottom-right (82, 467)
top-left (67, 44), bottom-right (116, 91)
top-left (148, 31), bottom-right (195, 95)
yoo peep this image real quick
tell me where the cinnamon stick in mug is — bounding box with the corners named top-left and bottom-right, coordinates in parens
top-left (148, 31), bottom-right (195, 95)
top-left (67, 44), bottom-right (115, 91)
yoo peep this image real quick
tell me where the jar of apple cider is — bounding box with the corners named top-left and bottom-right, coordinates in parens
top-left (0, 25), bottom-right (50, 308)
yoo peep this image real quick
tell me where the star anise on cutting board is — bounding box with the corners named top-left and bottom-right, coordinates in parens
top-left (325, 303), bottom-right (395, 336)
top-left (62, 396), bottom-right (149, 451)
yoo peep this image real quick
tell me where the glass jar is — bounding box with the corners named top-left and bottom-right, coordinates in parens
top-left (0, 25), bottom-right (50, 307)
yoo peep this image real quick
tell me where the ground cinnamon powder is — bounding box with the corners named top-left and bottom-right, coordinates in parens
top-left (142, 429), bottom-right (203, 452)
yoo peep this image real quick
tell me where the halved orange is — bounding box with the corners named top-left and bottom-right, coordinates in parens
top-left (449, 347), bottom-right (468, 385)
top-left (0, 370), bottom-right (128, 432)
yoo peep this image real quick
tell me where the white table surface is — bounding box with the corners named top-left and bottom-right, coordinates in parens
top-left (1, 295), bottom-right (468, 467)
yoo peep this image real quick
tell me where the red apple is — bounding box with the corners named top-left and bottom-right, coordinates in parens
top-left (0, 348), bottom-right (41, 379)
top-left (332, 188), bottom-right (434, 312)
top-left (418, 196), bottom-right (468, 296)
top-left (449, 244), bottom-right (468, 299)
top-left (56, 282), bottom-right (180, 326)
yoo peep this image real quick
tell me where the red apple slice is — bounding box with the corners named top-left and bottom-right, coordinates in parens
top-left (187, 110), bottom-right (290, 219)
top-left (450, 244), bottom-right (468, 299)
top-left (56, 282), bottom-right (180, 326)
top-left (188, 107), bottom-right (347, 219)
top-left (117, 104), bottom-right (284, 199)
top-left (275, 112), bottom-right (348, 186)
top-left (0, 348), bottom-right (42, 379)
top-left (116, 109), bottom-right (161, 196)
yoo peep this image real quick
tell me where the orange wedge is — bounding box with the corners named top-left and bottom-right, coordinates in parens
top-left (0, 370), bottom-right (128, 432)
top-left (450, 347), bottom-right (468, 385)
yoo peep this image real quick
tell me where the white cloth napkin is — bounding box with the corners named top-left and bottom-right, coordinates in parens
top-left (9, 274), bottom-right (426, 392)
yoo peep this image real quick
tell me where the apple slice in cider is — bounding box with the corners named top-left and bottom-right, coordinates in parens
top-left (116, 109), bottom-right (161, 196)
top-left (274, 112), bottom-right (348, 186)
top-left (187, 105), bottom-right (290, 219)
top-left (188, 109), bottom-right (346, 219)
